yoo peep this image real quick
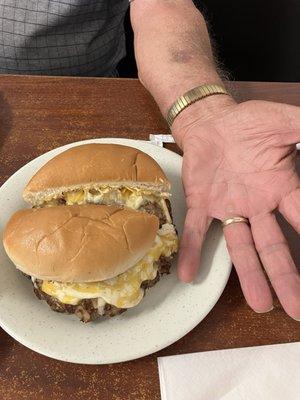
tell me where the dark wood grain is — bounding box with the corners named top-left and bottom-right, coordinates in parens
top-left (0, 76), bottom-right (299, 400)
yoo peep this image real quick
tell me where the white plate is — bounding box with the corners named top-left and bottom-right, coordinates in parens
top-left (0, 138), bottom-right (231, 364)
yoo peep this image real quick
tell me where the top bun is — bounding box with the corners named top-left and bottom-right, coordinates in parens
top-left (23, 144), bottom-right (170, 205)
top-left (3, 204), bottom-right (159, 282)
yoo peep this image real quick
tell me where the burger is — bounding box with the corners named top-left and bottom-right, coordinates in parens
top-left (3, 144), bottom-right (178, 322)
top-left (23, 144), bottom-right (173, 228)
top-left (3, 204), bottom-right (178, 322)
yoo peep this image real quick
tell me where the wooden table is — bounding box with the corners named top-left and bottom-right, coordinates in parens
top-left (0, 76), bottom-right (299, 400)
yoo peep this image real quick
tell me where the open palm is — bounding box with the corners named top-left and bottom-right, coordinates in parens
top-left (175, 100), bottom-right (300, 319)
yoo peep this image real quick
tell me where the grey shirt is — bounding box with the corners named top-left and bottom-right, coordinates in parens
top-left (0, 0), bottom-right (128, 76)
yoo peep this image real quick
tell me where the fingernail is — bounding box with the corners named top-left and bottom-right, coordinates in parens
top-left (254, 306), bottom-right (274, 314)
top-left (178, 275), bottom-right (194, 284)
top-left (293, 317), bottom-right (300, 322)
top-left (181, 280), bottom-right (194, 285)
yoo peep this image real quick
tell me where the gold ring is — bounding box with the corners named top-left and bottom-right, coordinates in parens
top-left (221, 216), bottom-right (249, 228)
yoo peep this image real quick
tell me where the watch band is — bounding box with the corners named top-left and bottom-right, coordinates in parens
top-left (166, 84), bottom-right (229, 127)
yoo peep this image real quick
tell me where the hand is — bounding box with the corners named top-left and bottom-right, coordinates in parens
top-left (173, 98), bottom-right (300, 320)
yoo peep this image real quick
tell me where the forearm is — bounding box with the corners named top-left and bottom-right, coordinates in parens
top-left (130, 0), bottom-right (234, 123)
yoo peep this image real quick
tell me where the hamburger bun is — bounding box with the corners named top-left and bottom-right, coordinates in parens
top-left (3, 204), bottom-right (159, 282)
top-left (23, 144), bottom-right (170, 205)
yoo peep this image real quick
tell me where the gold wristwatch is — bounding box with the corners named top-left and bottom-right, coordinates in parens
top-left (166, 84), bottom-right (229, 127)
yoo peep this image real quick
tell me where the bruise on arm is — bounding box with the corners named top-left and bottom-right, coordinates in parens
top-left (168, 27), bottom-right (215, 66)
top-left (130, 0), bottom-right (223, 115)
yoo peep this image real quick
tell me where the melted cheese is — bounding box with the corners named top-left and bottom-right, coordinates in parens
top-left (46, 186), bottom-right (172, 223)
top-left (64, 186), bottom-right (163, 210)
top-left (41, 224), bottom-right (178, 309)
top-left (64, 187), bottom-right (172, 223)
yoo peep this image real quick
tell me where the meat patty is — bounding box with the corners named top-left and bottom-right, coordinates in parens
top-left (139, 199), bottom-right (172, 226)
top-left (32, 256), bottom-right (173, 323)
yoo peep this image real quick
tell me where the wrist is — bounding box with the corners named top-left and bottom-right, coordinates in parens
top-left (149, 73), bottom-right (223, 117)
top-left (171, 93), bottom-right (236, 146)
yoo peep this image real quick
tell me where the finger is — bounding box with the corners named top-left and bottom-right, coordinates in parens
top-left (251, 213), bottom-right (300, 320)
top-left (267, 102), bottom-right (300, 145)
top-left (280, 133), bottom-right (300, 146)
top-left (177, 208), bottom-right (211, 282)
top-left (223, 222), bottom-right (273, 313)
top-left (279, 188), bottom-right (300, 233)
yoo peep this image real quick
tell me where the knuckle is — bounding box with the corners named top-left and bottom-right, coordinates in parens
top-left (227, 241), bottom-right (254, 254)
top-left (270, 270), bottom-right (299, 284)
top-left (257, 241), bottom-right (289, 256)
top-left (237, 266), bottom-right (262, 279)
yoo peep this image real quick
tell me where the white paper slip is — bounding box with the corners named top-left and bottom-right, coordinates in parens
top-left (158, 342), bottom-right (300, 400)
top-left (149, 134), bottom-right (175, 147)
